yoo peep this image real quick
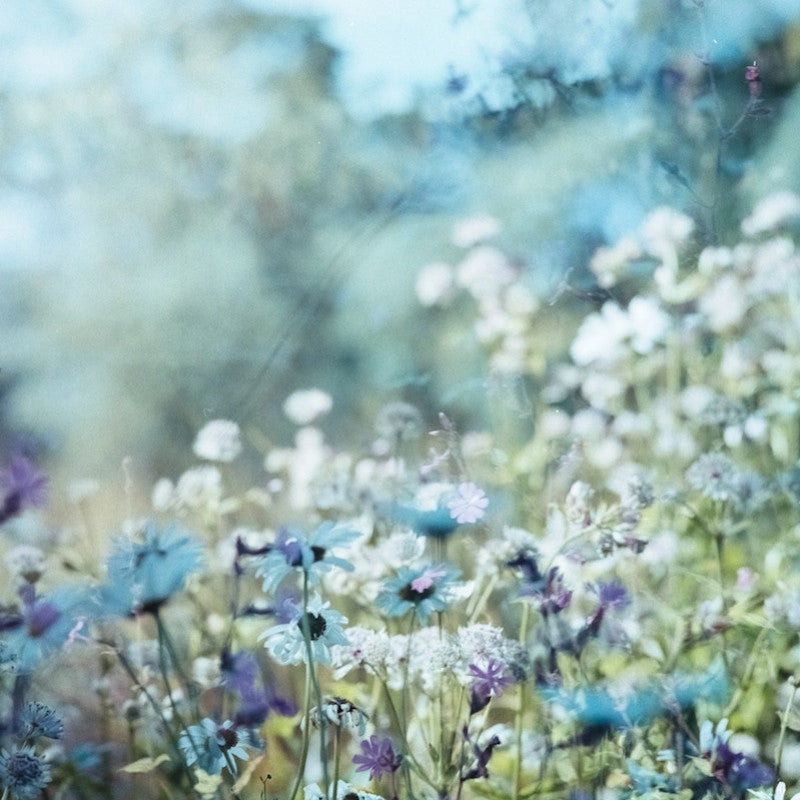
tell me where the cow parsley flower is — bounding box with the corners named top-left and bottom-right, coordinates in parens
top-left (193, 420), bottom-right (242, 462)
top-left (376, 564), bottom-right (460, 623)
top-left (260, 594), bottom-right (348, 665)
top-left (0, 745), bottom-right (52, 799)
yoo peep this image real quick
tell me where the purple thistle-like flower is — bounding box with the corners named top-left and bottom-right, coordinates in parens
top-left (468, 659), bottom-right (513, 713)
top-left (0, 456), bottom-right (48, 524)
top-left (352, 735), bottom-right (401, 781)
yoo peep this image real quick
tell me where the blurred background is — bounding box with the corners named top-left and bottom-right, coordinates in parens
top-left (2, 0), bottom-right (800, 489)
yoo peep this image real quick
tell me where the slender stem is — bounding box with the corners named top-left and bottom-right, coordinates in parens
top-left (775, 678), bottom-right (799, 789)
top-left (155, 610), bottom-right (199, 718)
top-left (298, 572), bottom-right (329, 795)
top-left (514, 602), bottom-right (531, 800)
top-left (332, 727), bottom-right (342, 800)
top-left (289, 665), bottom-right (313, 800)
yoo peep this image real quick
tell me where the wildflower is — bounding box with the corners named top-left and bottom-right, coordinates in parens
top-left (686, 453), bottom-right (741, 504)
top-left (304, 780), bottom-right (385, 800)
top-left (0, 456), bottom-right (47, 524)
top-left (461, 726), bottom-right (501, 781)
top-left (0, 745), bottom-right (52, 799)
top-left (375, 402), bottom-right (423, 443)
top-left (2, 585), bottom-right (86, 673)
top-left (742, 191), bottom-right (800, 236)
top-left (452, 214), bottom-right (500, 248)
top-left (259, 593), bottom-right (348, 665)
top-left (469, 659), bottom-right (513, 713)
top-left (19, 702), bottom-right (63, 741)
top-left (193, 419), bottom-right (242, 462)
top-left (309, 697), bottom-right (368, 736)
top-left (447, 482), bottom-right (488, 524)
top-left (415, 261), bottom-right (454, 307)
top-left (352, 735), bottom-right (401, 781)
top-left (102, 522), bottom-right (203, 616)
top-left (256, 522), bottom-right (359, 593)
top-left (4, 546), bottom-right (45, 584)
top-left (746, 62), bottom-right (762, 99)
top-left (178, 718), bottom-right (250, 776)
top-left (283, 389), bottom-right (333, 425)
top-left (220, 649), bottom-right (296, 725)
top-left (376, 564), bottom-right (460, 623)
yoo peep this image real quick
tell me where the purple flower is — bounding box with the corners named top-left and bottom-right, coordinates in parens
top-left (352, 735), bottom-right (401, 781)
top-left (469, 659), bottom-right (513, 713)
top-left (0, 455), bottom-right (48, 524)
top-left (596, 581), bottom-right (630, 611)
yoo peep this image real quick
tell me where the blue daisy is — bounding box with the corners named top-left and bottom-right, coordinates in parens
top-left (257, 522), bottom-right (359, 594)
top-left (101, 522), bottom-right (203, 616)
top-left (376, 564), bottom-right (461, 623)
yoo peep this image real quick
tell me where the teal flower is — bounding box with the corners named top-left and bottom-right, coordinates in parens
top-left (178, 718), bottom-right (250, 776)
top-left (101, 522), bottom-right (203, 616)
top-left (256, 522), bottom-right (358, 593)
top-left (376, 564), bottom-right (460, 623)
top-left (0, 745), bottom-right (52, 799)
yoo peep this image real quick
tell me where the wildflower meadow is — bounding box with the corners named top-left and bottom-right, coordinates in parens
top-left (4, 189), bottom-right (800, 800)
top-left (4, 2), bottom-right (800, 800)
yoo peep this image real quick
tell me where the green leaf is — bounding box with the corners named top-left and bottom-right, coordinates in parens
top-left (119, 755), bottom-right (170, 774)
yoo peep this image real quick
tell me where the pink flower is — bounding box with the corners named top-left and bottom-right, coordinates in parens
top-left (410, 567), bottom-right (447, 593)
top-left (447, 482), bottom-right (488, 524)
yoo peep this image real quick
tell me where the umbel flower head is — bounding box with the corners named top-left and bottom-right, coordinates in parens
top-left (376, 564), bottom-right (461, 623)
top-left (259, 593), bottom-right (348, 665)
top-left (102, 522), bottom-right (203, 616)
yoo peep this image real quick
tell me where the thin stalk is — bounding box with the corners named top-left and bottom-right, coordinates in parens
top-left (299, 572), bottom-right (329, 795)
top-left (288, 666), bottom-right (313, 800)
top-left (332, 727), bottom-right (342, 800)
top-left (775, 678), bottom-right (799, 790)
top-left (514, 602), bottom-right (531, 800)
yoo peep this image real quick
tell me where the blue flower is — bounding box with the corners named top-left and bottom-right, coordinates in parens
top-left (1, 585), bottom-right (87, 673)
top-left (101, 522), bottom-right (203, 616)
top-left (256, 522), bottom-right (359, 594)
top-left (0, 745), bottom-right (52, 800)
top-left (19, 702), bottom-right (63, 742)
top-left (178, 718), bottom-right (250, 776)
top-left (376, 564), bottom-right (460, 623)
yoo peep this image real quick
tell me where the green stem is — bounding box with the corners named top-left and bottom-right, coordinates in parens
top-left (515, 602), bottom-right (531, 800)
top-left (288, 666), bottom-right (313, 800)
top-left (299, 572), bottom-right (330, 796)
top-left (775, 678), bottom-right (799, 789)
top-left (332, 727), bottom-right (342, 800)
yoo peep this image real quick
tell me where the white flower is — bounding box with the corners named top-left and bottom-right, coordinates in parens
top-left (193, 420), bottom-right (242, 462)
top-left (570, 302), bottom-right (630, 365)
top-left (741, 191), bottom-right (800, 236)
top-left (175, 466), bottom-right (222, 510)
top-left (4, 545), bottom-right (45, 583)
top-left (283, 389), bottom-right (333, 425)
top-left (415, 261), bottom-right (454, 306)
top-left (151, 478), bottom-right (176, 511)
top-left (589, 235), bottom-right (642, 287)
top-left (304, 780), bottom-right (384, 800)
top-left (260, 594), bottom-right (348, 665)
top-left (455, 246), bottom-right (514, 299)
top-left (451, 214), bottom-right (500, 248)
top-left (627, 296), bottom-right (670, 354)
top-left (447, 482), bottom-right (489, 524)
